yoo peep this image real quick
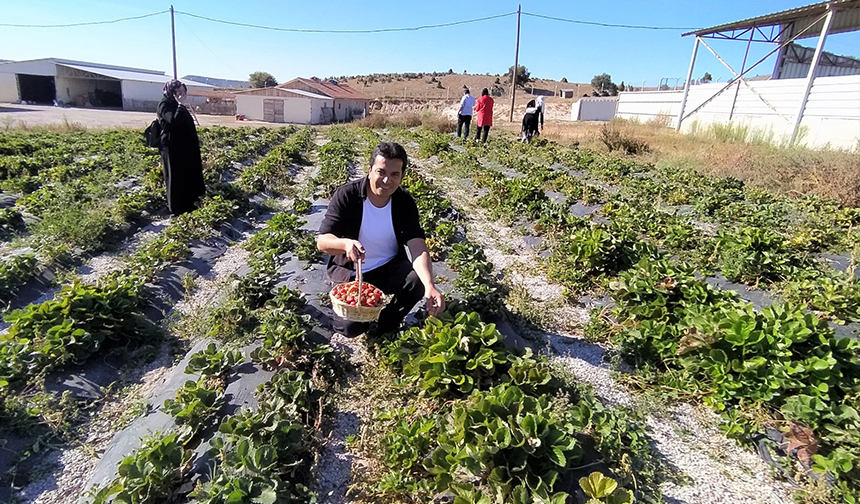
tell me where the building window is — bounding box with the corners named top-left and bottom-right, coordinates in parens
top-left (338, 103), bottom-right (341, 109)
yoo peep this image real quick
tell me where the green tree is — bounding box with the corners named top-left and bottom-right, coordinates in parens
top-left (561, 77), bottom-right (568, 83)
top-left (508, 65), bottom-right (531, 88)
top-left (249, 71), bottom-right (278, 88)
top-left (702, 72), bottom-right (713, 83)
top-left (591, 73), bottom-right (613, 92)
top-left (619, 80), bottom-right (625, 92)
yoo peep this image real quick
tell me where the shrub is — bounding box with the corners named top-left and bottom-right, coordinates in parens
top-left (599, 123), bottom-right (649, 155)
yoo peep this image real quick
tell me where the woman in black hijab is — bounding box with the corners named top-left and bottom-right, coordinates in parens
top-left (157, 79), bottom-right (205, 215)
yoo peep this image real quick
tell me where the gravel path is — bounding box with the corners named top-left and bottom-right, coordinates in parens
top-left (314, 334), bottom-right (368, 504)
top-left (407, 156), bottom-right (797, 504)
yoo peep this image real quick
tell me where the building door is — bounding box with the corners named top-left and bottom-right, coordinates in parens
top-left (263, 99), bottom-right (275, 122)
top-left (18, 74), bottom-right (55, 104)
top-left (273, 99), bottom-right (284, 122)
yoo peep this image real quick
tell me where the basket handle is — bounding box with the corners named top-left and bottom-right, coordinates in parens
top-left (356, 258), bottom-right (363, 306)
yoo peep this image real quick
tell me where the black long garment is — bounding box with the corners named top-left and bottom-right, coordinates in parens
top-left (156, 95), bottom-right (205, 215)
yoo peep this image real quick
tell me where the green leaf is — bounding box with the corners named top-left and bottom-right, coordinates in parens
top-left (549, 446), bottom-right (567, 467)
top-left (226, 489), bottom-right (247, 504)
top-left (580, 471), bottom-right (618, 499)
top-left (253, 488), bottom-right (278, 504)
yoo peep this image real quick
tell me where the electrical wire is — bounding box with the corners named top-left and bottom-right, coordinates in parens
top-left (522, 11), bottom-right (700, 31)
top-left (177, 15), bottom-right (241, 76)
top-left (0, 9), bottom-right (168, 28)
top-left (175, 10), bottom-right (517, 33)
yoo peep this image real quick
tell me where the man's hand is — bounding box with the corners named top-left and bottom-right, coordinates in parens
top-left (342, 239), bottom-right (366, 264)
top-left (425, 285), bottom-right (445, 317)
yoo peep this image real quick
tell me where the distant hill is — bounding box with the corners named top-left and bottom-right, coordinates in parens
top-left (182, 75), bottom-right (249, 89)
top-left (336, 72), bottom-right (589, 101)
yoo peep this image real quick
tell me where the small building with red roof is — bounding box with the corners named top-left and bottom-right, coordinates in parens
top-left (279, 77), bottom-right (370, 122)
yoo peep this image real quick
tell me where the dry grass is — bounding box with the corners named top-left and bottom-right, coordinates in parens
top-left (500, 119), bottom-right (860, 207)
top-left (354, 112), bottom-right (455, 134)
top-left (2, 115), bottom-right (88, 132)
top-left (342, 72), bottom-right (589, 101)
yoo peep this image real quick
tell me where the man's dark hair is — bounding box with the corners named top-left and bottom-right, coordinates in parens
top-left (464, 87), bottom-right (470, 95)
top-left (370, 142), bottom-right (408, 171)
top-left (481, 88), bottom-right (489, 96)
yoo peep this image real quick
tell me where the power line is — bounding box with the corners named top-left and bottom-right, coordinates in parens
top-left (0, 9), bottom-right (167, 28)
top-left (175, 10), bottom-right (517, 34)
top-left (177, 15), bottom-right (241, 76)
top-left (522, 11), bottom-right (700, 31)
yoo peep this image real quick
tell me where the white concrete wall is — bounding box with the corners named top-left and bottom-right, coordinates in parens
top-left (236, 95), bottom-right (314, 123)
top-left (281, 97), bottom-right (312, 124)
top-left (0, 73), bottom-right (18, 102)
top-left (0, 60), bottom-right (57, 77)
top-left (615, 75), bottom-right (860, 149)
top-left (334, 99), bottom-right (368, 121)
top-left (235, 95), bottom-right (262, 120)
top-left (570, 97), bottom-right (618, 121)
top-left (309, 97), bottom-right (334, 124)
top-left (121, 80), bottom-right (164, 111)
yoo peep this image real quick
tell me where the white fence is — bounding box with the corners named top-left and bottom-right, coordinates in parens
top-left (570, 96), bottom-right (619, 121)
top-left (615, 75), bottom-right (860, 149)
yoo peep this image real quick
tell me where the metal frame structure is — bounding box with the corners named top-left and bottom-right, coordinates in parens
top-left (676, 0), bottom-right (860, 143)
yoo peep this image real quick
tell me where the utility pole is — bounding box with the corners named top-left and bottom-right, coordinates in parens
top-left (170, 5), bottom-right (177, 79)
top-left (509, 4), bottom-right (521, 122)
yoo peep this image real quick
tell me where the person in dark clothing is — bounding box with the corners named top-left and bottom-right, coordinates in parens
top-left (317, 142), bottom-right (445, 337)
top-left (157, 79), bottom-right (205, 215)
top-left (521, 99), bottom-right (540, 143)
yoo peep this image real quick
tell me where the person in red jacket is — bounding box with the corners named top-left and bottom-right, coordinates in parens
top-left (473, 88), bottom-right (494, 143)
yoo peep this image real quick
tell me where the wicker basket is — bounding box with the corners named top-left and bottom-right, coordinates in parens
top-left (329, 260), bottom-right (390, 322)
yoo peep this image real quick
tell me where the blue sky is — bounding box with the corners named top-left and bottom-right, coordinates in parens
top-left (2, 0), bottom-right (857, 86)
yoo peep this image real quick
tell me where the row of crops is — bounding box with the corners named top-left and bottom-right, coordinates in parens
top-left (0, 125), bottom-right (320, 501)
top-left (390, 126), bottom-right (860, 504)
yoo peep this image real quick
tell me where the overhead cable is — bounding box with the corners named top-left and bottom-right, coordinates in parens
top-left (522, 11), bottom-right (699, 31)
top-left (0, 10), bottom-right (168, 28)
top-left (175, 10), bottom-right (517, 33)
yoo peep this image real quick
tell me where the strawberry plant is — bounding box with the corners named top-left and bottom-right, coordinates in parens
top-left (162, 379), bottom-right (225, 431)
top-left (385, 311), bottom-right (555, 398)
top-left (246, 213), bottom-right (307, 255)
top-left (782, 269), bottom-right (860, 323)
top-left (185, 343), bottom-right (243, 377)
top-left (89, 432), bottom-right (193, 504)
top-left (0, 207), bottom-right (23, 238)
top-left (0, 253), bottom-right (37, 304)
top-left (447, 242), bottom-right (504, 316)
top-left (579, 471), bottom-right (633, 504)
top-left (547, 224), bottom-right (651, 294)
top-left (0, 275), bottom-right (146, 390)
top-left (427, 384), bottom-right (581, 497)
top-left (716, 226), bottom-right (798, 284)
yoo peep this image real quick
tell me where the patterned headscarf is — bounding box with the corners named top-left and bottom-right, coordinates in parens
top-left (163, 79), bottom-right (184, 97)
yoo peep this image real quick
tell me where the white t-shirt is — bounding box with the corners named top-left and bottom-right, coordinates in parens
top-left (459, 94), bottom-right (476, 116)
top-left (358, 197), bottom-right (399, 273)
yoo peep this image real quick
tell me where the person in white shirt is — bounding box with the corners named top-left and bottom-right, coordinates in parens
top-left (456, 88), bottom-right (476, 138)
top-left (535, 95), bottom-right (545, 132)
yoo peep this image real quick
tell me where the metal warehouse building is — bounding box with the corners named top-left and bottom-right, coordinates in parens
top-left (0, 58), bottom-right (211, 111)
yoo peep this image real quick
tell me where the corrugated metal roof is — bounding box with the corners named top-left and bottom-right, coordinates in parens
top-left (56, 62), bottom-right (213, 86)
top-left (684, 0), bottom-right (860, 37)
top-left (274, 88), bottom-right (333, 100)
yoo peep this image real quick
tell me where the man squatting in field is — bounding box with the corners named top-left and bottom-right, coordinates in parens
top-left (317, 142), bottom-right (446, 337)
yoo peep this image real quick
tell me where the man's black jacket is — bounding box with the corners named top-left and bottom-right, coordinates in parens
top-left (318, 177), bottom-right (425, 282)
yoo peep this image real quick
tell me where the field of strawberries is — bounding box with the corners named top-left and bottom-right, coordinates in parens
top-left (0, 122), bottom-right (858, 504)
